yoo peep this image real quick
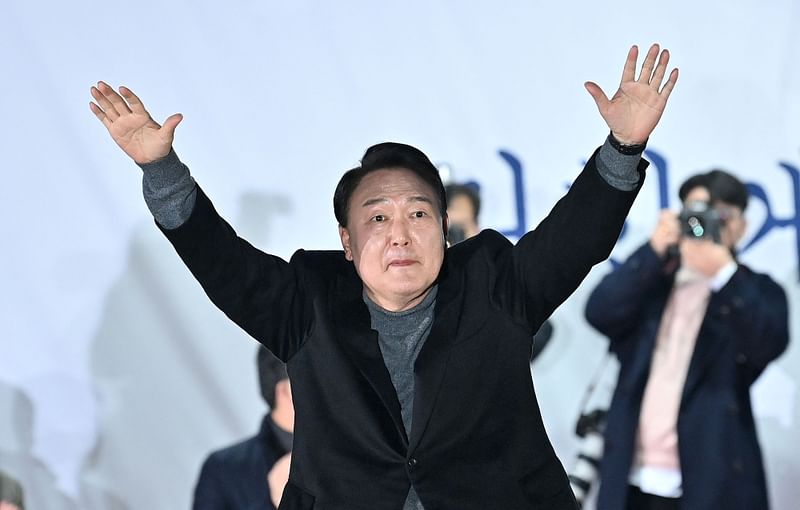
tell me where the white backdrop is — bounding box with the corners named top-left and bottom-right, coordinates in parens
top-left (0, 1), bottom-right (798, 509)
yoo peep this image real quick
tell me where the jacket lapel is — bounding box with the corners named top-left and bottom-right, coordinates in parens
top-left (681, 296), bottom-right (728, 403)
top-left (408, 259), bottom-right (464, 451)
top-left (332, 270), bottom-right (408, 446)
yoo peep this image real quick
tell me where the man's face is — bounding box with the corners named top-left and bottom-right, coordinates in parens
top-left (339, 168), bottom-right (447, 311)
top-left (684, 186), bottom-right (746, 250)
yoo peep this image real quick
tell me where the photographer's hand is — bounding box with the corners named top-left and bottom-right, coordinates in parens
top-left (680, 238), bottom-right (734, 279)
top-left (649, 209), bottom-right (681, 257)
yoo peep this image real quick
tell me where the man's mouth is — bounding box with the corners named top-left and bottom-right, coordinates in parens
top-left (388, 259), bottom-right (416, 267)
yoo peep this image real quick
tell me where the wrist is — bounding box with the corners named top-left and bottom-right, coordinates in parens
top-left (608, 131), bottom-right (647, 154)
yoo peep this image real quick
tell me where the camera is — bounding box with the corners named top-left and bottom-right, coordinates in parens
top-left (568, 409), bottom-right (608, 508)
top-left (679, 201), bottom-right (722, 243)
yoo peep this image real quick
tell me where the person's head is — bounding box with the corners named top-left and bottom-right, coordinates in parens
top-left (257, 348), bottom-right (293, 431)
top-left (445, 183), bottom-right (481, 242)
top-left (678, 169), bottom-right (748, 251)
top-left (334, 142), bottom-right (448, 311)
top-left (0, 470), bottom-right (24, 510)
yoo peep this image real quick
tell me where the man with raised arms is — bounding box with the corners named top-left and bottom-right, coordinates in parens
top-left (90, 44), bottom-right (677, 509)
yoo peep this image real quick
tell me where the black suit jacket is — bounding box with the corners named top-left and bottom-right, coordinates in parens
top-left (162, 149), bottom-right (645, 509)
top-left (586, 243), bottom-right (789, 510)
top-left (193, 416), bottom-right (290, 510)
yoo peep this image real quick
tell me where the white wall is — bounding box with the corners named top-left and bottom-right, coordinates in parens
top-left (0, 1), bottom-right (797, 508)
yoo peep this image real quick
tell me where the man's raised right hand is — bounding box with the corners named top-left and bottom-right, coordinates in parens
top-left (89, 81), bottom-right (182, 165)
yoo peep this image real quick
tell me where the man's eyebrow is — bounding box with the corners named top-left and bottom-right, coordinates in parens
top-left (407, 195), bottom-right (434, 205)
top-left (361, 197), bottom-right (389, 208)
top-left (360, 196), bottom-right (434, 207)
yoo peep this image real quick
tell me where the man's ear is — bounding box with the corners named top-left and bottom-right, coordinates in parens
top-left (442, 213), bottom-right (449, 241)
top-left (339, 225), bottom-right (353, 261)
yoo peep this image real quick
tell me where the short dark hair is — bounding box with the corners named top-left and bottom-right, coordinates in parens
top-left (678, 169), bottom-right (749, 211)
top-left (257, 347), bottom-right (288, 409)
top-left (333, 142), bottom-right (447, 228)
top-left (445, 183), bottom-right (481, 222)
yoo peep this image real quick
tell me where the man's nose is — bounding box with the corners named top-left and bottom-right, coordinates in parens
top-left (391, 219), bottom-right (411, 246)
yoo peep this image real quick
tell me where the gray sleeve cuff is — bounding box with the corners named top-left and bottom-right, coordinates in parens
top-left (140, 149), bottom-right (197, 229)
top-left (596, 137), bottom-right (643, 191)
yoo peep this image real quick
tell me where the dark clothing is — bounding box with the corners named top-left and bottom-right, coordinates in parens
top-left (586, 243), bottom-right (789, 510)
top-left (160, 146), bottom-right (645, 510)
top-left (193, 416), bottom-right (291, 510)
top-left (627, 486), bottom-right (680, 510)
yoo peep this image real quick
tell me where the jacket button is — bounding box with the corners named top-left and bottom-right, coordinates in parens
top-left (407, 457), bottom-right (418, 468)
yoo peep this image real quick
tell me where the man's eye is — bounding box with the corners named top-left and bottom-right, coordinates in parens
top-left (413, 211), bottom-right (427, 218)
top-left (372, 214), bottom-right (386, 222)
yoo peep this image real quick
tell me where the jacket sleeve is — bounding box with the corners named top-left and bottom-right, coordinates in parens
top-left (159, 187), bottom-right (310, 361)
top-left (584, 242), bottom-right (670, 342)
top-left (494, 147), bottom-right (648, 333)
top-left (714, 267), bottom-right (790, 382)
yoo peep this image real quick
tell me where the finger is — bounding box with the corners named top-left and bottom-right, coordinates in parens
top-left (650, 49), bottom-right (670, 89)
top-left (620, 45), bottom-right (638, 84)
top-left (97, 81), bottom-right (132, 116)
top-left (91, 85), bottom-right (120, 120)
top-left (637, 43), bottom-right (660, 83)
top-left (161, 113), bottom-right (184, 137)
top-left (89, 101), bottom-right (112, 129)
top-left (584, 82), bottom-right (610, 111)
top-left (119, 86), bottom-right (148, 115)
top-left (659, 68), bottom-right (679, 98)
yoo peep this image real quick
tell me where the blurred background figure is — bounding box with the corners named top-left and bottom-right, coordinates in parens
top-left (0, 470), bottom-right (24, 510)
top-left (445, 182), bottom-right (553, 362)
top-left (585, 169), bottom-right (789, 510)
top-left (444, 183), bottom-right (481, 245)
top-left (192, 348), bottom-right (294, 510)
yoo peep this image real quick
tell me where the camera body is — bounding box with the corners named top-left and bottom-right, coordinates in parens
top-left (679, 200), bottom-right (722, 243)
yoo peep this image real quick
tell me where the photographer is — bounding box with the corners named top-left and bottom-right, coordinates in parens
top-left (585, 170), bottom-right (789, 510)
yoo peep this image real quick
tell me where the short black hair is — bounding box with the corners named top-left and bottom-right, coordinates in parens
top-left (333, 142), bottom-right (447, 228)
top-left (678, 169), bottom-right (749, 211)
top-left (257, 347), bottom-right (288, 409)
top-left (445, 183), bottom-right (481, 222)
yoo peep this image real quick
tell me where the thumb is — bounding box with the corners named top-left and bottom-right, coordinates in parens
top-left (161, 113), bottom-right (183, 137)
top-left (584, 82), bottom-right (609, 111)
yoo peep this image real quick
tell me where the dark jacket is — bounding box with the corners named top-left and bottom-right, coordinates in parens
top-left (586, 242), bottom-right (789, 510)
top-left (193, 416), bottom-right (290, 510)
top-left (162, 150), bottom-right (645, 509)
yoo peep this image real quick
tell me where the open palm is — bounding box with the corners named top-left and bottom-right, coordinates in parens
top-left (585, 44), bottom-right (678, 145)
top-left (89, 81), bottom-right (183, 164)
